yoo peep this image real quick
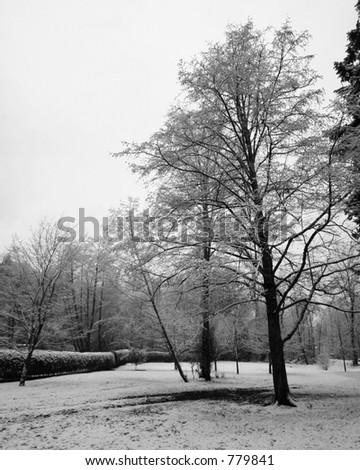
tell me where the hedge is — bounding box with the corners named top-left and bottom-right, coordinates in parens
top-left (113, 349), bottom-right (130, 367)
top-left (0, 349), bottom-right (115, 381)
top-left (146, 351), bottom-right (173, 362)
top-left (113, 349), bottom-right (173, 366)
top-left (0, 348), bottom-right (177, 382)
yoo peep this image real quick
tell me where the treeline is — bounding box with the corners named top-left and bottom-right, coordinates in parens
top-left (0, 218), bottom-right (359, 384)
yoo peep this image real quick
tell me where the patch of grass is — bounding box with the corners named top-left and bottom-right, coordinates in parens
top-left (104, 387), bottom-right (273, 409)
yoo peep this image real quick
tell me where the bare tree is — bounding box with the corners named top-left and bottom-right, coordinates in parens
top-left (113, 209), bottom-right (189, 383)
top-left (333, 258), bottom-right (359, 366)
top-left (4, 220), bottom-right (74, 385)
top-left (63, 241), bottom-right (117, 352)
top-left (316, 246), bottom-right (360, 366)
top-left (117, 21), bottom-right (353, 405)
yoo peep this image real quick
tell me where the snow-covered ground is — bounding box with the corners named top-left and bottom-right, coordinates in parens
top-left (0, 361), bottom-right (359, 449)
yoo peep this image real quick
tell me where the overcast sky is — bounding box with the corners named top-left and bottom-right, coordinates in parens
top-left (0, 0), bottom-right (356, 251)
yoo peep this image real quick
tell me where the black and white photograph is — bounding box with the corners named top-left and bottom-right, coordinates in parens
top-left (0, 0), bottom-right (359, 463)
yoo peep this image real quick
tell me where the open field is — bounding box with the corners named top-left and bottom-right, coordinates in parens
top-left (0, 361), bottom-right (359, 450)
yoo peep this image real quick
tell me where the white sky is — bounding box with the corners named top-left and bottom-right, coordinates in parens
top-left (0, 0), bottom-right (356, 250)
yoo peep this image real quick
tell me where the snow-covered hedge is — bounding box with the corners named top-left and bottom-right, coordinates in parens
top-left (113, 349), bottom-right (130, 367)
top-left (0, 348), bottom-right (176, 381)
top-left (0, 349), bottom-right (24, 380)
top-left (146, 351), bottom-right (172, 362)
top-left (0, 349), bottom-right (115, 381)
top-left (112, 349), bottom-right (173, 366)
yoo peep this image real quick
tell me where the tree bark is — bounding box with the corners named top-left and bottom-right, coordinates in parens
top-left (19, 349), bottom-right (34, 386)
top-left (262, 247), bottom-right (295, 406)
top-left (350, 310), bottom-right (359, 366)
top-left (297, 327), bottom-right (309, 365)
top-left (199, 200), bottom-right (212, 381)
top-left (98, 280), bottom-right (105, 351)
top-left (234, 329), bottom-right (240, 375)
top-left (200, 306), bottom-right (212, 380)
top-left (266, 309), bottom-right (295, 405)
top-left (337, 325), bottom-right (347, 372)
top-left (144, 288), bottom-right (188, 383)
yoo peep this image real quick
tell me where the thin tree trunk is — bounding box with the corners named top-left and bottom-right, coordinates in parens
top-left (98, 280), bottom-right (105, 351)
top-left (234, 329), bottom-right (240, 375)
top-left (128, 219), bottom-right (188, 383)
top-left (90, 258), bottom-right (99, 351)
top-left (70, 263), bottom-right (83, 352)
top-left (350, 309), bottom-right (358, 366)
top-left (337, 326), bottom-right (347, 372)
top-left (200, 299), bottom-right (212, 380)
top-left (150, 302), bottom-right (188, 383)
top-left (19, 348), bottom-right (34, 386)
top-left (297, 327), bottom-right (309, 365)
top-left (307, 316), bottom-right (316, 361)
top-left (78, 265), bottom-right (86, 352)
top-left (199, 202), bottom-right (212, 381)
top-left (8, 316), bottom-right (15, 345)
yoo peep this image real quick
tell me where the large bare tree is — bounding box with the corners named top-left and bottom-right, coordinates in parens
top-left (118, 21), bottom-right (352, 405)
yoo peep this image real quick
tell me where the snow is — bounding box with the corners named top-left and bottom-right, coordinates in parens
top-left (0, 361), bottom-right (359, 449)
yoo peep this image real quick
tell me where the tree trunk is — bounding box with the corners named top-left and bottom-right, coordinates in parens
top-left (251, 163), bottom-right (294, 405)
top-left (19, 349), bottom-right (34, 386)
top-left (262, 246), bottom-right (295, 406)
top-left (128, 217), bottom-right (188, 383)
top-left (234, 331), bottom-right (240, 375)
top-left (199, 309), bottom-right (212, 380)
top-left (8, 316), bottom-right (15, 345)
top-left (147, 298), bottom-right (187, 382)
top-left (98, 280), bottom-right (105, 351)
top-left (294, 308), bottom-right (309, 364)
top-left (307, 316), bottom-right (316, 361)
top-left (195, 196), bottom-right (214, 381)
top-left (297, 328), bottom-right (309, 365)
top-left (350, 310), bottom-right (359, 366)
top-left (337, 326), bottom-right (347, 372)
top-left (267, 310), bottom-right (295, 405)
top-left (90, 259), bottom-right (99, 351)
top-left (199, 202), bottom-right (212, 381)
